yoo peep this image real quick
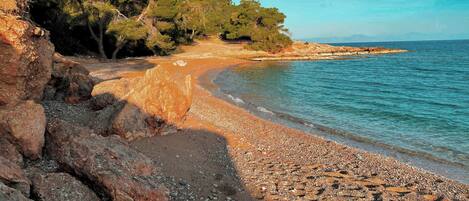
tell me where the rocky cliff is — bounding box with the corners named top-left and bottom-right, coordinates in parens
top-left (0, 1), bottom-right (192, 200)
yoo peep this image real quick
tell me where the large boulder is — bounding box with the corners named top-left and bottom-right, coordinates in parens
top-left (92, 65), bottom-right (192, 124)
top-left (0, 12), bottom-right (54, 106)
top-left (44, 53), bottom-right (94, 104)
top-left (91, 65), bottom-right (192, 140)
top-left (30, 172), bottom-right (100, 201)
top-left (46, 119), bottom-right (169, 201)
top-left (0, 182), bottom-right (32, 201)
top-left (0, 156), bottom-right (31, 197)
top-left (126, 66), bottom-right (193, 123)
top-left (0, 101), bottom-right (46, 159)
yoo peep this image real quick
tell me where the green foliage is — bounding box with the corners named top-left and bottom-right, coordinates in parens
top-left (222, 0), bottom-right (292, 52)
top-left (145, 33), bottom-right (176, 54)
top-left (84, 1), bottom-right (117, 25)
top-left (30, 0), bottom-right (293, 57)
top-left (107, 19), bottom-right (148, 41)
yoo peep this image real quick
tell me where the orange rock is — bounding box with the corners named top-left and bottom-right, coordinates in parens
top-left (0, 101), bottom-right (46, 159)
top-left (0, 14), bottom-right (54, 106)
top-left (93, 65), bottom-right (193, 124)
top-left (385, 186), bottom-right (412, 193)
top-left (423, 194), bottom-right (438, 201)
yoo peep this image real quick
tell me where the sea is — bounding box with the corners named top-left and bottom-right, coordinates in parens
top-left (213, 40), bottom-right (469, 183)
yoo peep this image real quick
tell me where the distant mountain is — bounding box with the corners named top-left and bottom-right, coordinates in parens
top-left (304, 33), bottom-right (469, 43)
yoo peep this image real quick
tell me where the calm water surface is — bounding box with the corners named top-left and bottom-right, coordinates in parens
top-left (215, 40), bottom-right (469, 171)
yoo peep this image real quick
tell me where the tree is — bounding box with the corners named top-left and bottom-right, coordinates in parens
top-left (107, 18), bottom-right (148, 59)
top-left (222, 0), bottom-right (292, 53)
top-left (66, 0), bottom-right (117, 59)
top-left (31, 0), bottom-right (293, 57)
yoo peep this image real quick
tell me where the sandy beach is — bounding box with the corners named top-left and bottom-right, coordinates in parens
top-left (77, 40), bottom-right (469, 200)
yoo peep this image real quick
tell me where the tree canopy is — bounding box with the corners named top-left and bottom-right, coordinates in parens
top-left (30, 0), bottom-right (292, 59)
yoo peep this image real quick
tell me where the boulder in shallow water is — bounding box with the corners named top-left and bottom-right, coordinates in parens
top-left (0, 101), bottom-right (46, 159)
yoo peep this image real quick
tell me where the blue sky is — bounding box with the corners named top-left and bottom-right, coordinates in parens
top-left (234, 0), bottom-right (469, 42)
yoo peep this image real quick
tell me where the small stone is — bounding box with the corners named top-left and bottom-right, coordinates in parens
top-left (293, 189), bottom-right (306, 196)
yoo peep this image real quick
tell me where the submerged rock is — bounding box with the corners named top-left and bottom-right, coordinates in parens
top-left (30, 172), bottom-right (100, 201)
top-left (0, 101), bottom-right (46, 159)
top-left (46, 118), bottom-right (169, 201)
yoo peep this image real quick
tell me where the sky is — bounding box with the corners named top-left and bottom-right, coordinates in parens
top-left (234, 0), bottom-right (469, 42)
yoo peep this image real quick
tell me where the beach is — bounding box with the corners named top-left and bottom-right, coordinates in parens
top-left (78, 40), bottom-right (469, 200)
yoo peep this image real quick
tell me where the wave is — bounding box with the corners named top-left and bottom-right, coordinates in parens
top-left (256, 106), bottom-right (275, 115)
top-left (226, 94), bottom-right (245, 104)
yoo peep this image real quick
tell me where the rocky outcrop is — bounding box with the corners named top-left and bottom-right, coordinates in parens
top-left (43, 53), bottom-right (94, 104)
top-left (0, 182), bottom-right (32, 201)
top-left (0, 156), bottom-right (30, 197)
top-left (0, 13), bottom-right (54, 106)
top-left (46, 118), bottom-right (169, 201)
top-left (0, 101), bottom-right (46, 159)
top-left (92, 65), bottom-right (192, 140)
top-left (30, 172), bottom-right (100, 201)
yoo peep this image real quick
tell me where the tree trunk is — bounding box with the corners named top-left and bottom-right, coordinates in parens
top-left (190, 29), bottom-right (196, 40)
top-left (79, 0), bottom-right (108, 59)
top-left (97, 22), bottom-right (107, 59)
top-left (112, 40), bottom-right (126, 60)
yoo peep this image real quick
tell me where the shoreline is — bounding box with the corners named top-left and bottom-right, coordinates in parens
top-left (81, 39), bottom-right (468, 199)
top-left (162, 56), bottom-right (469, 199)
top-left (201, 64), bottom-right (469, 184)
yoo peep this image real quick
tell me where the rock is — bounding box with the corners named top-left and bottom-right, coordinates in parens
top-left (30, 172), bottom-right (100, 201)
top-left (92, 65), bottom-right (192, 124)
top-left (0, 138), bottom-right (23, 166)
top-left (46, 118), bottom-right (169, 201)
top-left (0, 13), bottom-right (54, 106)
top-left (111, 103), bottom-right (163, 141)
top-left (45, 53), bottom-right (94, 103)
top-left (91, 65), bottom-right (192, 140)
top-left (0, 156), bottom-right (31, 197)
top-left (0, 182), bottom-right (32, 201)
top-left (0, 101), bottom-right (46, 159)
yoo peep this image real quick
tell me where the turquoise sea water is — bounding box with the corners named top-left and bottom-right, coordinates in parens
top-left (215, 40), bottom-right (469, 173)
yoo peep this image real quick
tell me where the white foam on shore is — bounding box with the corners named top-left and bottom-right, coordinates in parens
top-left (257, 106), bottom-right (274, 115)
top-left (227, 94), bottom-right (245, 104)
top-left (304, 122), bottom-right (316, 128)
